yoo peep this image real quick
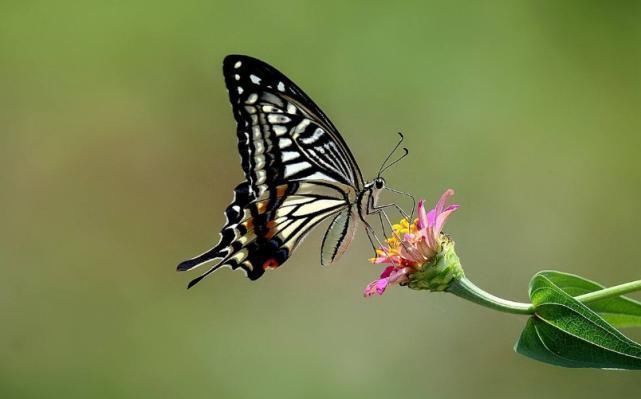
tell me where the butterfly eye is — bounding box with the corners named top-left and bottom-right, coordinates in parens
top-left (375, 178), bottom-right (385, 189)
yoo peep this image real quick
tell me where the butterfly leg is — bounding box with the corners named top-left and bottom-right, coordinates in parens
top-left (364, 225), bottom-right (379, 257)
top-left (384, 186), bottom-right (417, 221)
top-left (377, 212), bottom-right (391, 241)
top-left (367, 198), bottom-right (419, 256)
top-left (362, 219), bottom-right (392, 259)
top-left (372, 202), bottom-right (412, 222)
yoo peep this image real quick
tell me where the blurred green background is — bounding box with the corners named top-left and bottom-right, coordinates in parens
top-left (2, 0), bottom-right (641, 398)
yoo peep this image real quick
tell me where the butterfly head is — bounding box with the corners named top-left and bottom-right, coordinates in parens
top-left (363, 177), bottom-right (386, 211)
top-left (365, 176), bottom-right (386, 192)
top-left (374, 177), bottom-right (386, 190)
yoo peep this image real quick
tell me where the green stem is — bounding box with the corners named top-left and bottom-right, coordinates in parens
top-left (574, 280), bottom-right (641, 304)
top-left (447, 277), bottom-right (641, 316)
top-left (447, 277), bottom-right (535, 315)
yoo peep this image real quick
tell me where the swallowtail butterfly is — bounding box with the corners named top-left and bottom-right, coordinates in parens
top-left (178, 55), bottom-right (407, 288)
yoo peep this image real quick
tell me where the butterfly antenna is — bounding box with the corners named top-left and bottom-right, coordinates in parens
top-left (379, 147), bottom-right (409, 175)
top-left (377, 132), bottom-right (405, 177)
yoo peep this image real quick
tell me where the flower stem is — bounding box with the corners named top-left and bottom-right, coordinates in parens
top-left (447, 277), bottom-right (641, 316)
top-left (574, 280), bottom-right (641, 304)
top-left (447, 277), bottom-right (535, 315)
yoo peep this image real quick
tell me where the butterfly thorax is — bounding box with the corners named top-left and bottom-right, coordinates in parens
top-left (357, 177), bottom-right (385, 218)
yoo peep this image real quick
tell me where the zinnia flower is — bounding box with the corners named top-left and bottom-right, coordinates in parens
top-left (364, 189), bottom-right (459, 296)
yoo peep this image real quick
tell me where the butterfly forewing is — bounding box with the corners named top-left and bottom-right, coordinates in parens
top-left (178, 55), bottom-right (365, 287)
top-left (223, 55), bottom-right (363, 194)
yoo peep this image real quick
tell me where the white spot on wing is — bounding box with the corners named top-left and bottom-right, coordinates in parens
top-left (294, 119), bottom-right (311, 134)
top-left (277, 81), bottom-right (285, 92)
top-left (279, 219), bottom-right (305, 240)
top-left (300, 128), bottom-right (325, 144)
top-left (246, 93), bottom-right (258, 104)
top-left (306, 172), bottom-right (336, 181)
top-left (279, 137), bottom-right (293, 147)
top-left (234, 61), bottom-right (242, 69)
top-left (268, 114), bottom-right (291, 124)
top-left (250, 74), bottom-right (261, 84)
top-left (256, 168), bottom-right (266, 184)
top-left (283, 197), bottom-right (314, 205)
top-left (273, 125), bottom-right (288, 136)
top-left (282, 151), bottom-right (300, 162)
top-left (262, 105), bottom-right (282, 113)
top-left (292, 200), bottom-right (344, 216)
top-left (254, 140), bottom-right (265, 154)
top-left (284, 161), bottom-right (312, 177)
top-left (234, 74), bottom-right (240, 80)
top-left (237, 86), bottom-right (244, 94)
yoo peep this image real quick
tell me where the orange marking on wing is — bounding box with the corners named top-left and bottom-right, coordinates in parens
top-left (265, 220), bottom-right (277, 239)
top-left (262, 258), bottom-right (280, 270)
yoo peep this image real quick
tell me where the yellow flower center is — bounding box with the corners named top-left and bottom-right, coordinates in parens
top-left (368, 218), bottom-right (420, 263)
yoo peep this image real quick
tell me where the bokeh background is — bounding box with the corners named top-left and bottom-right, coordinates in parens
top-left (2, 1), bottom-right (641, 398)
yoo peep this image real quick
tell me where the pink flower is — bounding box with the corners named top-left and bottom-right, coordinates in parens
top-left (416, 188), bottom-right (460, 260)
top-left (363, 266), bottom-right (413, 296)
top-left (364, 189), bottom-right (459, 297)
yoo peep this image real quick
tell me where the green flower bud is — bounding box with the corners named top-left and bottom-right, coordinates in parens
top-left (407, 236), bottom-right (464, 292)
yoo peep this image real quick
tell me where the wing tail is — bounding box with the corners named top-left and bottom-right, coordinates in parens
top-left (187, 263), bottom-right (226, 289)
top-left (176, 181), bottom-right (253, 272)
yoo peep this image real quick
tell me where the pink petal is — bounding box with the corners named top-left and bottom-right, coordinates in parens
top-left (372, 256), bottom-right (391, 264)
top-left (425, 226), bottom-right (439, 252)
top-left (417, 200), bottom-right (428, 229)
top-left (379, 266), bottom-right (395, 279)
top-left (387, 267), bottom-right (411, 285)
top-left (435, 189), bottom-right (455, 217)
top-left (417, 238), bottom-right (436, 260)
top-left (444, 204), bottom-right (460, 213)
top-left (364, 278), bottom-right (390, 296)
top-left (427, 208), bottom-right (436, 226)
top-left (433, 207), bottom-right (458, 236)
top-left (399, 244), bottom-right (421, 264)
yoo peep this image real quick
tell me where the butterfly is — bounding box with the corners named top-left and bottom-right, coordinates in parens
top-left (177, 55), bottom-right (409, 288)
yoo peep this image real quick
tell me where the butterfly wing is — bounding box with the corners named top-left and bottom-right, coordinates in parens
top-left (178, 180), bottom-right (354, 286)
top-left (178, 55), bottom-right (364, 287)
top-left (223, 54), bottom-right (364, 194)
top-left (320, 207), bottom-right (358, 266)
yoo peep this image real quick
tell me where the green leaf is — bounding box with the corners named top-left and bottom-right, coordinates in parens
top-left (538, 271), bottom-right (641, 328)
top-left (515, 272), bottom-right (641, 369)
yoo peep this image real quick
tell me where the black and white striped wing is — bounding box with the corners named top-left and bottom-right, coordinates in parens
top-left (177, 55), bottom-right (363, 287)
top-left (223, 54), bottom-right (364, 194)
top-left (178, 180), bottom-right (354, 286)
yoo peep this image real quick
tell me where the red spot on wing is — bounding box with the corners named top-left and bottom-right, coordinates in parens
top-left (262, 258), bottom-right (280, 270)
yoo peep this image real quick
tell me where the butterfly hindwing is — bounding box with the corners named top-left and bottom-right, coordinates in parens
top-left (179, 180), bottom-right (354, 286)
top-left (320, 207), bottom-right (358, 266)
